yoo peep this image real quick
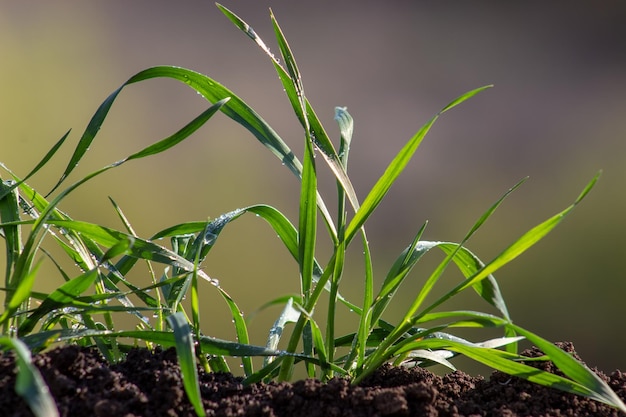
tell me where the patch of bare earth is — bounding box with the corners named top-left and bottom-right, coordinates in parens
top-left (1, 342), bottom-right (625, 417)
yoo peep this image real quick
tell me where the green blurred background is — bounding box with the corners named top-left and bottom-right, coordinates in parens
top-left (1, 2), bottom-right (625, 375)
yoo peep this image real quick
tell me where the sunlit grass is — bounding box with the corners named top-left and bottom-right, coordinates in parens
top-left (1, 4), bottom-right (624, 417)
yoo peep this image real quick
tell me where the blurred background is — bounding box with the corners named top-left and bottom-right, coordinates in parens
top-left (1, 1), bottom-right (625, 376)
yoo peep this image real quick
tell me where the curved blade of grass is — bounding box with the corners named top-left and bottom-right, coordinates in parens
top-left (265, 297), bottom-right (300, 360)
top-left (18, 268), bottom-right (99, 334)
top-left (369, 177), bottom-right (527, 362)
top-left (298, 139), bottom-right (317, 302)
top-left (246, 294), bottom-right (301, 324)
top-left (153, 205), bottom-right (357, 315)
top-left (109, 197), bottom-right (165, 330)
top-left (123, 98), bottom-right (229, 162)
top-left (45, 220), bottom-right (218, 284)
top-left (0, 129), bottom-right (70, 201)
top-left (214, 284), bottom-right (253, 376)
top-left (422, 171), bottom-right (601, 317)
top-left (1, 179), bottom-right (23, 296)
top-left (218, 3), bottom-right (359, 217)
top-left (345, 85), bottom-right (492, 244)
top-left (437, 243), bottom-right (510, 318)
top-left (29, 328), bottom-right (325, 369)
top-left (151, 221), bottom-right (210, 239)
top-left (265, 8), bottom-right (319, 308)
top-left (370, 222), bottom-right (428, 327)
top-left (356, 331), bottom-right (611, 404)
top-left (167, 313), bottom-right (206, 417)
top-left (366, 175), bottom-right (596, 371)
top-left (10, 98), bottom-right (227, 306)
top-left (413, 337), bottom-right (625, 411)
top-left (334, 107), bottom-right (353, 167)
top-left (508, 323), bottom-right (626, 412)
top-left (99, 235), bottom-right (135, 264)
top-left (0, 337), bottom-right (59, 417)
top-left (0, 260), bottom-right (41, 327)
top-left (159, 204), bottom-right (361, 311)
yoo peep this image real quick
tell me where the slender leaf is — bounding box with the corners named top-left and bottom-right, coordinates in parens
top-left (0, 337), bottom-right (59, 417)
top-left (167, 313), bottom-right (206, 417)
top-left (345, 86), bottom-right (492, 243)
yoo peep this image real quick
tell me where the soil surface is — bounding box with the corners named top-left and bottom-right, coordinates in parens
top-left (1, 341), bottom-right (625, 417)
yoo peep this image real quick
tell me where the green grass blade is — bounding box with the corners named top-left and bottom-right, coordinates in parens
top-left (365, 174), bottom-right (600, 369)
top-left (1, 179), bottom-right (23, 293)
top-left (345, 86), bottom-right (492, 243)
top-left (270, 9), bottom-right (304, 98)
top-left (151, 221), bottom-right (210, 239)
top-left (334, 106), bottom-right (353, 167)
top-left (214, 285), bottom-right (253, 376)
top-left (265, 297), bottom-right (300, 357)
top-left (437, 243), bottom-right (510, 317)
top-left (123, 98), bottom-right (229, 162)
top-left (426, 172), bottom-right (601, 313)
top-left (405, 177), bottom-right (528, 322)
top-left (48, 82), bottom-right (126, 194)
top-left (370, 222), bottom-right (428, 326)
top-left (218, 4), bottom-right (358, 220)
top-left (98, 236), bottom-right (135, 264)
top-left (45, 220), bottom-right (218, 285)
top-left (136, 65), bottom-right (301, 180)
top-left (0, 130), bottom-right (70, 201)
top-left (298, 144), bottom-right (317, 301)
top-left (509, 324), bottom-right (626, 412)
top-left (8, 89), bottom-right (227, 304)
top-left (167, 313), bottom-right (206, 417)
top-left (343, 230), bottom-right (375, 372)
top-left (0, 260), bottom-right (41, 326)
top-left (266, 9), bottom-right (318, 309)
top-left (18, 269), bottom-right (99, 334)
top-left (440, 85), bottom-right (493, 113)
top-left (0, 337), bottom-right (59, 417)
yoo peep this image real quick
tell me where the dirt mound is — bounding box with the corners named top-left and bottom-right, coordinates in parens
top-left (1, 342), bottom-right (625, 416)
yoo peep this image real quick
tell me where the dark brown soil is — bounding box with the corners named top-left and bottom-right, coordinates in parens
top-left (1, 342), bottom-right (625, 417)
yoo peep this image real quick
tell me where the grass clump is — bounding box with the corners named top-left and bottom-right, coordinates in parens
top-left (1, 4), bottom-right (625, 417)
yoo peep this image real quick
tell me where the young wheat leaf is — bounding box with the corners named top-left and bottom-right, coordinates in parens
top-left (45, 220), bottom-right (215, 284)
top-left (438, 172), bottom-right (601, 304)
top-left (151, 221), bottom-right (210, 239)
top-left (509, 324), bottom-right (626, 412)
top-left (0, 179), bottom-right (22, 283)
top-left (98, 236), bottom-right (135, 264)
top-left (48, 83), bottom-right (126, 195)
top-left (265, 297), bottom-right (301, 364)
top-left (9, 93), bottom-right (226, 303)
top-left (0, 337), bottom-right (59, 417)
top-left (345, 86), bottom-right (492, 243)
top-left (334, 106), bottom-right (353, 167)
top-left (214, 285), bottom-right (253, 376)
top-left (218, 4), bottom-right (359, 216)
top-left (19, 269), bottom-right (99, 334)
top-left (0, 130), bottom-right (70, 201)
top-left (0, 260), bottom-right (41, 326)
top-left (439, 85), bottom-right (493, 114)
top-left (435, 243), bottom-right (510, 319)
top-left (370, 222), bottom-right (428, 326)
top-left (122, 98), bottom-right (229, 162)
top-left (270, 9), bottom-right (304, 96)
top-left (167, 313), bottom-right (206, 417)
top-left (133, 65), bottom-right (302, 180)
top-left (298, 139), bottom-right (318, 300)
